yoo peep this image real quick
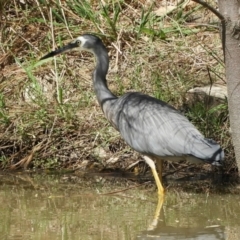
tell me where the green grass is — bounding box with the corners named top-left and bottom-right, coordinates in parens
top-left (0, 0), bottom-right (231, 172)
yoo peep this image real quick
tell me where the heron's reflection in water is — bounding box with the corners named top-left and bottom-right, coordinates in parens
top-left (136, 197), bottom-right (225, 240)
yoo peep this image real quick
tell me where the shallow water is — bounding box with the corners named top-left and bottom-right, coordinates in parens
top-left (0, 172), bottom-right (239, 240)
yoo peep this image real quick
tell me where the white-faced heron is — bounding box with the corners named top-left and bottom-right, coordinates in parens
top-left (40, 34), bottom-right (224, 196)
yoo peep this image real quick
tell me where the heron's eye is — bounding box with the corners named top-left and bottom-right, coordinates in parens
top-left (76, 40), bottom-right (81, 46)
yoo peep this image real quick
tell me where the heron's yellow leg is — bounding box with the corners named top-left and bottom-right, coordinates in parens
top-left (143, 156), bottom-right (165, 196)
top-left (152, 168), bottom-right (165, 195)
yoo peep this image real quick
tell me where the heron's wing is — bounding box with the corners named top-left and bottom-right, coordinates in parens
top-left (104, 92), bottom-right (220, 160)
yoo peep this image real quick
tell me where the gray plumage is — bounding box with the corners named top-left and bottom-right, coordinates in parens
top-left (40, 34), bottom-right (224, 195)
top-left (103, 92), bottom-right (223, 164)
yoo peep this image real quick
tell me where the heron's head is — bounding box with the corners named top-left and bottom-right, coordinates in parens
top-left (40, 34), bottom-right (102, 60)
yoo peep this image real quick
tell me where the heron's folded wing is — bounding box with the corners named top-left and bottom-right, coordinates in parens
top-left (110, 92), bottom-right (220, 160)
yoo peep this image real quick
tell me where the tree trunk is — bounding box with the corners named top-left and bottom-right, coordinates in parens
top-left (218, 0), bottom-right (240, 172)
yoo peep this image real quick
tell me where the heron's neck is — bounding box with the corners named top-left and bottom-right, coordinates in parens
top-left (93, 46), bottom-right (116, 108)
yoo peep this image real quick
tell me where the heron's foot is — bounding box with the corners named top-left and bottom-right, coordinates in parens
top-left (151, 168), bottom-right (164, 196)
top-left (143, 156), bottom-right (165, 196)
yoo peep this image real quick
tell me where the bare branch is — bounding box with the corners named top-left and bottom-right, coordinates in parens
top-left (192, 0), bottom-right (226, 60)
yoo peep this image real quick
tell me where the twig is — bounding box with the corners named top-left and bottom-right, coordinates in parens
top-left (191, 0), bottom-right (226, 60)
top-left (43, 116), bottom-right (57, 155)
top-left (59, 0), bottom-right (73, 39)
top-left (10, 141), bottom-right (45, 169)
top-left (49, 7), bottom-right (61, 104)
top-left (163, 164), bottom-right (194, 177)
top-left (34, 0), bottom-right (47, 24)
top-left (9, 27), bottom-right (39, 52)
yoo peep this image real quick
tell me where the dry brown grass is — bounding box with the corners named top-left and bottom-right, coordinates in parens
top-left (0, 1), bottom-right (233, 178)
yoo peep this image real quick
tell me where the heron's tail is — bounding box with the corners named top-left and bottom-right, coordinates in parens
top-left (203, 138), bottom-right (224, 166)
top-left (190, 137), bottom-right (224, 166)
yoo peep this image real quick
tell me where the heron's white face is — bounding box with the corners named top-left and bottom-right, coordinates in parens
top-left (72, 36), bottom-right (95, 54)
top-left (75, 36), bottom-right (87, 49)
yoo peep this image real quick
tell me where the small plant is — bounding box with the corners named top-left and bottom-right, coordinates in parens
top-left (0, 93), bottom-right (9, 125)
top-left (101, 2), bottom-right (121, 39)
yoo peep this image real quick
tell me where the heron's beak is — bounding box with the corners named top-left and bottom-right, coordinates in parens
top-left (40, 41), bottom-right (79, 60)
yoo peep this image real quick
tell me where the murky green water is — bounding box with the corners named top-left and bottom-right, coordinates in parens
top-left (0, 172), bottom-right (239, 240)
